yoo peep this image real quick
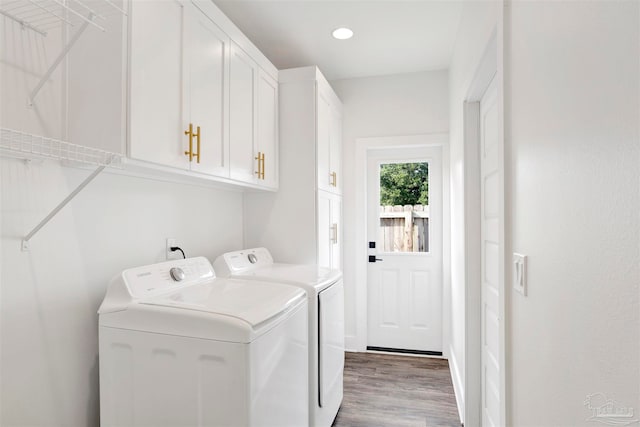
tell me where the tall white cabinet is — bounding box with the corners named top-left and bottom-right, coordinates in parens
top-left (244, 66), bottom-right (343, 270)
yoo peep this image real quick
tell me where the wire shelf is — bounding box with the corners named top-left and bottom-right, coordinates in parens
top-left (0, 0), bottom-right (126, 36)
top-left (0, 128), bottom-right (122, 167)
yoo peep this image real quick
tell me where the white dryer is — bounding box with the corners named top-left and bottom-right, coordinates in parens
top-left (214, 248), bottom-right (344, 427)
top-left (98, 257), bottom-right (308, 427)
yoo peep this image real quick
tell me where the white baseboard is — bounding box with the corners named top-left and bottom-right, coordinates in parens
top-left (344, 334), bottom-right (359, 352)
top-left (448, 345), bottom-right (465, 425)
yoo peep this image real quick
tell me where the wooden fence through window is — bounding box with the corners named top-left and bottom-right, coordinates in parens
top-left (378, 205), bottom-right (429, 252)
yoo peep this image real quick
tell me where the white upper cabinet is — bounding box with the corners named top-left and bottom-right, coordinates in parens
top-left (229, 42), bottom-right (258, 183)
top-left (257, 70), bottom-right (279, 189)
top-left (185, 3), bottom-right (230, 177)
top-left (229, 43), bottom-right (278, 189)
top-left (316, 83), bottom-right (342, 194)
top-left (129, 0), bottom-right (186, 169)
top-left (127, 0), bottom-right (278, 189)
top-left (129, 0), bottom-right (229, 176)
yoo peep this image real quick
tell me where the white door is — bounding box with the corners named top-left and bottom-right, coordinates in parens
top-left (257, 70), bottom-right (278, 188)
top-left (317, 190), bottom-right (342, 270)
top-left (129, 0), bottom-right (186, 169)
top-left (480, 77), bottom-right (502, 426)
top-left (185, 2), bottom-right (229, 177)
top-left (229, 41), bottom-right (258, 183)
top-left (316, 91), bottom-right (332, 192)
top-left (366, 146), bottom-right (443, 353)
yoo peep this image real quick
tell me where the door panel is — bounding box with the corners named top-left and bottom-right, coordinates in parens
top-left (129, 0), bottom-right (185, 169)
top-left (257, 71), bottom-right (278, 188)
top-left (317, 191), bottom-right (331, 269)
top-left (185, 4), bottom-right (229, 176)
top-left (316, 92), bottom-right (331, 191)
top-left (329, 107), bottom-right (342, 193)
top-left (481, 76), bottom-right (502, 427)
top-left (318, 281), bottom-right (345, 407)
top-left (229, 42), bottom-right (257, 183)
top-left (366, 147), bottom-right (443, 353)
top-left (330, 196), bottom-right (342, 270)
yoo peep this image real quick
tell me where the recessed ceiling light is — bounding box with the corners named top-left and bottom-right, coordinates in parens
top-left (332, 27), bottom-right (353, 40)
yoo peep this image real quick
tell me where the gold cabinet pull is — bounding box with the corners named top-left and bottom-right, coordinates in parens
top-left (260, 153), bottom-right (265, 180)
top-left (330, 171), bottom-right (337, 187)
top-left (331, 223), bottom-right (338, 244)
top-left (194, 125), bottom-right (201, 164)
top-left (184, 123), bottom-right (194, 162)
top-left (255, 151), bottom-right (263, 179)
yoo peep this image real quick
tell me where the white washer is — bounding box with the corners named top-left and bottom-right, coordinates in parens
top-left (98, 256), bottom-right (308, 427)
top-left (214, 248), bottom-right (344, 427)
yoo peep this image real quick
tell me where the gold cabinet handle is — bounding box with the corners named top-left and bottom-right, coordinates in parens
top-left (260, 153), bottom-right (265, 180)
top-left (331, 223), bottom-right (338, 244)
top-left (330, 171), bottom-right (337, 187)
top-left (184, 123), bottom-right (194, 162)
top-left (255, 151), bottom-right (263, 179)
top-left (194, 125), bottom-right (201, 164)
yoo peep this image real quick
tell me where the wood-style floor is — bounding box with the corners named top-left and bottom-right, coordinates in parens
top-left (332, 352), bottom-right (461, 427)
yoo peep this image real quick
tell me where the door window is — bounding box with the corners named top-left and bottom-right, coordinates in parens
top-left (378, 162), bottom-right (429, 253)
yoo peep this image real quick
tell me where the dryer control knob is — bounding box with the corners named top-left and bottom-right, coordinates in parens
top-left (169, 267), bottom-right (185, 282)
top-left (248, 254), bottom-right (258, 264)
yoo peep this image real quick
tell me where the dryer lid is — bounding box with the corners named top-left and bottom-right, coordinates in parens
top-left (239, 264), bottom-right (342, 292)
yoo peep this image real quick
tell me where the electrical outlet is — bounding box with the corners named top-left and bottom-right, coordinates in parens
top-left (513, 253), bottom-right (527, 296)
top-left (166, 238), bottom-right (176, 260)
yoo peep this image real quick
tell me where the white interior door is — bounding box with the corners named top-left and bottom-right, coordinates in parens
top-left (366, 146), bottom-right (443, 353)
top-left (480, 77), bottom-right (502, 426)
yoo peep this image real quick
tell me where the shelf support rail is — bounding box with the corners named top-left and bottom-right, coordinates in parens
top-left (21, 157), bottom-right (112, 251)
top-left (28, 14), bottom-right (100, 106)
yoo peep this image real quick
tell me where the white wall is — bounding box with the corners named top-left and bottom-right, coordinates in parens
top-left (331, 71), bottom-right (449, 351)
top-left (0, 161), bottom-right (244, 426)
top-left (505, 1), bottom-right (639, 424)
top-left (1, 11), bottom-right (244, 426)
top-left (448, 2), bottom-right (498, 421)
top-left (449, 0), bottom-right (640, 425)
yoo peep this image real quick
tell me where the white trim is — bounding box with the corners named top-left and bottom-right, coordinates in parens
top-left (462, 25), bottom-right (506, 427)
top-left (354, 133), bottom-right (448, 352)
top-left (449, 344), bottom-right (466, 424)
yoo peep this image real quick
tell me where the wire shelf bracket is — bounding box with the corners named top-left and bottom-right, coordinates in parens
top-left (0, 0), bottom-right (127, 105)
top-left (0, 128), bottom-right (123, 251)
top-left (29, 17), bottom-right (92, 106)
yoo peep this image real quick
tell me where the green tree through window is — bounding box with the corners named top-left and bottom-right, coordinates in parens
top-left (379, 162), bottom-right (429, 206)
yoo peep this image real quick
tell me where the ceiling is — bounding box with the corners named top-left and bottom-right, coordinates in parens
top-left (212, 1), bottom-right (463, 81)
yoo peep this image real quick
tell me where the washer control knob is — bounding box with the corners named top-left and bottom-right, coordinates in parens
top-left (247, 253), bottom-right (258, 264)
top-left (169, 267), bottom-right (185, 282)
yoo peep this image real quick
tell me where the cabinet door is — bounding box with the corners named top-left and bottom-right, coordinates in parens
top-left (330, 195), bottom-right (342, 270)
top-left (229, 42), bottom-right (258, 183)
top-left (185, 2), bottom-right (229, 177)
top-left (257, 70), bottom-right (278, 189)
top-left (329, 106), bottom-right (342, 194)
top-left (317, 191), bottom-right (332, 269)
top-left (316, 91), bottom-right (331, 191)
top-left (129, 0), bottom-right (186, 169)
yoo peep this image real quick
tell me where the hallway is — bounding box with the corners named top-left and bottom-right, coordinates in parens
top-left (333, 352), bottom-right (460, 427)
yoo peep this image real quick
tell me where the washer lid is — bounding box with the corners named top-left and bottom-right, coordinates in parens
top-left (238, 264), bottom-right (342, 292)
top-left (141, 278), bottom-right (304, 328)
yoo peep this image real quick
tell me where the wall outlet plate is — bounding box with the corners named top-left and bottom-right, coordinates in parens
top-left (166, 238), bottom-right (176, 260)
top-left (513, 253), bottom-right (527, 296)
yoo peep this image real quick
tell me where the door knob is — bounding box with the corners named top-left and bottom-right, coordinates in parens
top-left (368, 255), bottom-right (383, 263)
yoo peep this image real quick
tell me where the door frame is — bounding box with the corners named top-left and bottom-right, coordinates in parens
top-left (353, 134), bottom-right (449, 352)
top-left (462, 29), bottom-right (506, 426)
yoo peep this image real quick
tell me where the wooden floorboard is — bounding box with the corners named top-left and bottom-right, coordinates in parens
top-left (332, 352), bottom-right (462, 427)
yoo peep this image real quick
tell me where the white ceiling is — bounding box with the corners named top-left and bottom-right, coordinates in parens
top-left (212, 1), bottom-right (463, 81)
